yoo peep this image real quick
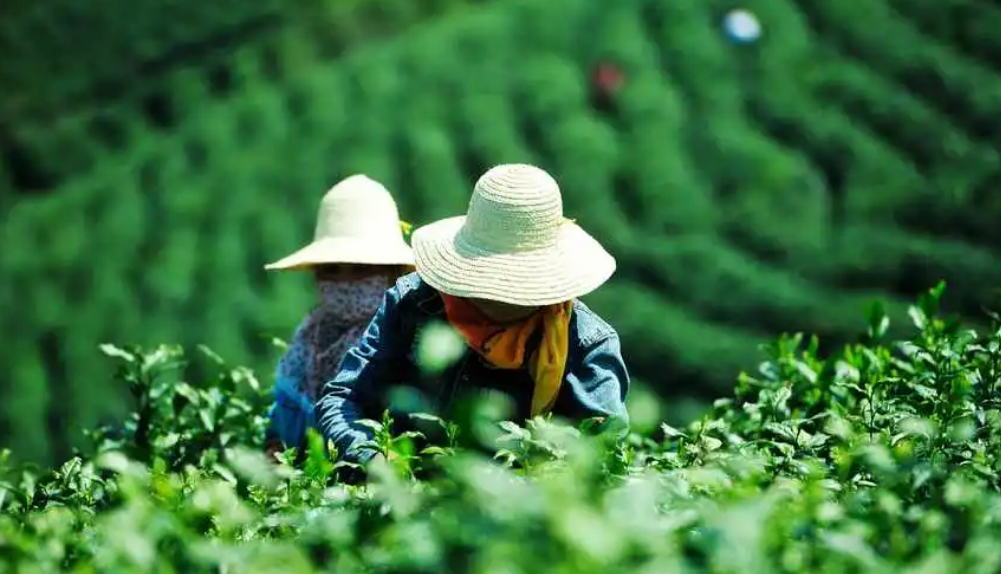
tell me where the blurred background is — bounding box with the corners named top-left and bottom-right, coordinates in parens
top-left (2, 0), bottom-right (1001, 465)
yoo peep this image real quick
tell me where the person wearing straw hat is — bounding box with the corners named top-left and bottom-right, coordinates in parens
top-left (262, 174), bottom-right (415, 461)
top-left (315, 163), bottom-right (630, 466)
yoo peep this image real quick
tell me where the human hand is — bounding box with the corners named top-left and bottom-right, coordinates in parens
top-left (264, 439), bottom-right (285, 464)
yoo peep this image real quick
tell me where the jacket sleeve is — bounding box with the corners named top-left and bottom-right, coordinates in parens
top-left (266, 321), bottom-right (313, 448)
top-left (554, 331), bottom-right (631, 433)
top-left (315, 280), bottom-right (407, 464)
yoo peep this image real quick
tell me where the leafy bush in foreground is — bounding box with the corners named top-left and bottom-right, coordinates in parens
top-left (3, 283), bottom-right (1001, 573)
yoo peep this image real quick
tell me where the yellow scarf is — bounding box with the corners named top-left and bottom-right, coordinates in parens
top-left (440, 294), bottom-right (572, 416)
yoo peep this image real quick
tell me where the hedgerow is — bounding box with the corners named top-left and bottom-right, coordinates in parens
top-left (4, 0), bottom-right (1001, 463)
top-left (3, 284), bottom-right (1001, 573)
top-left (0, 0), bottom-right (488, 125)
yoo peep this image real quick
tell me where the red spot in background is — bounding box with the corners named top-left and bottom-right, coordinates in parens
top-left (592, 62), bottom-right (625, 97)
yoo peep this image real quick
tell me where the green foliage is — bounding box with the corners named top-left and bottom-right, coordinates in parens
top-left (3, 285), bottom-right (1001, 572)
top-left (0, 0), bottom-right (487, 124)
top-left (4, 0), bottom-right (1001, 463)
top-left (0, 0), bottom-right (278, 122)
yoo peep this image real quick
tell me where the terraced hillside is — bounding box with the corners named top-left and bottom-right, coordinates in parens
top-left (3, 0), bottom-right (1001, 463)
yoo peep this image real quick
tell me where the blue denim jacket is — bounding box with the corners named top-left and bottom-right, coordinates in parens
top-left (265, 373), bottom-right (317, 451)
top-left (315, 272), bottom-right (630, 463)
top-left (264, 320), bottom-right (320, 451)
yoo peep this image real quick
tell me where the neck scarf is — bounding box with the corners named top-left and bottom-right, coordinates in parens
top-left (294, 274), bottom-right (389, 401)
top-left (440, 294), bottom-right (572, 417)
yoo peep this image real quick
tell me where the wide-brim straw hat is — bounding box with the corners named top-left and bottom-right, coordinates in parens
top-left (265, 174), bottom-right (414, 271)
top-left (410, 163), bottom-right (616, 307)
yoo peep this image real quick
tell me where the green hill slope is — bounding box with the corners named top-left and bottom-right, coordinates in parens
top-left (2, 0), bottom-right (1000, 463)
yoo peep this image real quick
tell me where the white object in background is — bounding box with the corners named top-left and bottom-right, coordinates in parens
top-left (723, 9), bottom-right (762, 43)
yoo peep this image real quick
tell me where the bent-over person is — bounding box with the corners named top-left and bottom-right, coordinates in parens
top-left (315, 164), bottom-right (630, 466)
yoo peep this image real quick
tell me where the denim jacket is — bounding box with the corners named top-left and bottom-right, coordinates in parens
top-left (264, 374), bottom-right (317, 452)
top-left (264, 321), bottom-right (319, 451)
top-left (315, 272), bottom-right (630, 464)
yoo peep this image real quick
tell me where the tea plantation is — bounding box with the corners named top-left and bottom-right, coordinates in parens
top-left (4, 0), bottom-right (1001, 467)
top-left (3, 284), bottom-right (1001, 573)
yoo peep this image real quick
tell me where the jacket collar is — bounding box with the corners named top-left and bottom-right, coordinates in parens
top-left (415, 287), bottom-right (445, 316)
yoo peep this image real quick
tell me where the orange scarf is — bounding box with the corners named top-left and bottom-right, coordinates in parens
top-left (440, 294), bottom-right (572, 416)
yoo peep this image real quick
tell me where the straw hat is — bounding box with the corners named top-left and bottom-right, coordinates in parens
top-left (410, 163), bottom-right (616, 306)
top-left (265, 175), bottom-right (414, 270)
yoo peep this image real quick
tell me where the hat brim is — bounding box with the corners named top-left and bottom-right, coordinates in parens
top-left (265, 236), bottom-right (415, 271)
top-left (410, 216), bottom-right (616, 306)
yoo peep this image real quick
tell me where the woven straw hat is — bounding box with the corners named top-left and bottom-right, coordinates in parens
top-left (265, 175), bottom-right (414, 271)
top-left (411, 163), bottom-right (616, 306)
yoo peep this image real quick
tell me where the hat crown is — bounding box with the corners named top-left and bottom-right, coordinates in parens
top-left (459, 164), bottom-right (564, 252)
top-left (314, 174), bottom-right (403, 242)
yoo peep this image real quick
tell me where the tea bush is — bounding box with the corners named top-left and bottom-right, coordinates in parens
top-left (0, 0), bottom-right (489, 124)
top-left (3, 283), bottom-right (1001, 573)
